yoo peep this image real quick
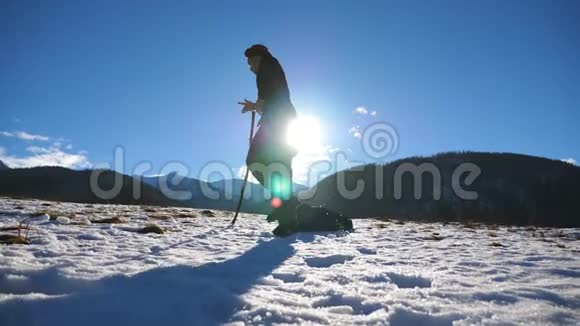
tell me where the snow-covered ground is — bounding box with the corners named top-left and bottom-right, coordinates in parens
top-left (0, 197), bottom-right (579, 325)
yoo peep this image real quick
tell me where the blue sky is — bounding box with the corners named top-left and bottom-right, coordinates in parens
top-left (1, 0), bottom-right (579, 184)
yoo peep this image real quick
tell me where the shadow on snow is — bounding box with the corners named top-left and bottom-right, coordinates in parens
top-left (0, 236), bottom-right (312, 326)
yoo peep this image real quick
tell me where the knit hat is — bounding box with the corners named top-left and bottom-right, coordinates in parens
top-left (244, 44), bottom-right (270, 58)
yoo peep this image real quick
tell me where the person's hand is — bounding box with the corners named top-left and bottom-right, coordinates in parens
top-left (238, 99), bottom-right (256, 113)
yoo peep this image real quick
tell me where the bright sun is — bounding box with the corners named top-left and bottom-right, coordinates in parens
top-left (286, 115), bottom-right (323, 152)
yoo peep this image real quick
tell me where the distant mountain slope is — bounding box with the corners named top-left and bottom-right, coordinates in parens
top-left (0, 164), bottom-right (308, 214)
top-left (142, 173), bottom-right (309, 214)
top-left (0, 160), bottom-right (9, 170)
top-left (304, 152), bottom-right (580, 227)
top-left (3, 152), bottom-right (577, 226)
top-left (0, 166), bottom-right (183, 207)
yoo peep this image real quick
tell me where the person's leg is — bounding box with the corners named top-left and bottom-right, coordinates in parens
top-left (246, 124), bottom-right (300, 235)
top-left (267, 154), bottom-right (302, 236)
top-left (246, 124), bottom-right (294, 200)
top-left (246, 126), bottom-right (267, 186)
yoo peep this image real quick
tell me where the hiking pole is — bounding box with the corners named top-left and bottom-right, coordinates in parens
top-left (230, 110), bottom-right (256, 226)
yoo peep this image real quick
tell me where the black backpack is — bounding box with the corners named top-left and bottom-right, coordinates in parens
top-left (295, 204), bottom-right (353, 232)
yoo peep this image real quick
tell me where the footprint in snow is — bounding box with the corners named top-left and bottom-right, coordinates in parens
top-left (312, 294), bottom-right (383, 315)
top-left (364, 272), bottom-right (432, 288)
top-left (357, 248), bottom-right (377, 255)
top-left (271, 272), bottom-right (305, 283)
top-left (386, 272), bottom-right (432, 288)
top-left (304, 254), bottom-right (354, 268)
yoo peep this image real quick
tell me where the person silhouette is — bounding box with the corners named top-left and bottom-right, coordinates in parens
top-left (239, 44), bottom-right (300, 236)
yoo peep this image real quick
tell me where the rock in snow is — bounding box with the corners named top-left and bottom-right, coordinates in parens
top-left (55, 216), bottom-right (71, 225)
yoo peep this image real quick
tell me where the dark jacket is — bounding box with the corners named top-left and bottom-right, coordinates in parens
top-left (257, 55), bottom-right (296, 126)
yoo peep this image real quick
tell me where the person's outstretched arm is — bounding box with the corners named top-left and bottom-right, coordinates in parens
top-left (239, 98), bottom-right (264, 114)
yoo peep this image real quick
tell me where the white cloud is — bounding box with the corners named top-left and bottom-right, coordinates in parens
top-left (370, 111), bottom-right (377, 116)
top-left (0, 131), bottom-right (83, 168)
top-left (354, 106), bottom-right (368, 115)
top-left (15, 131), bottom-right (50, 141)
top-left (348, 126), bottom-right (362, 139)
top-left (561, 158), bottom-right (577, 166)
top-left (0, 130), bottom-right (50, 141)
top-left (25, 146), bottom-right (52, 154)
top-left (0, 146), bottom-right (91, 169)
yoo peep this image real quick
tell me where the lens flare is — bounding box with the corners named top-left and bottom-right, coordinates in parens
top-left (271, 197), bottom-right (282, 208)
top-left (270, 173), bottom-right (292, 200)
